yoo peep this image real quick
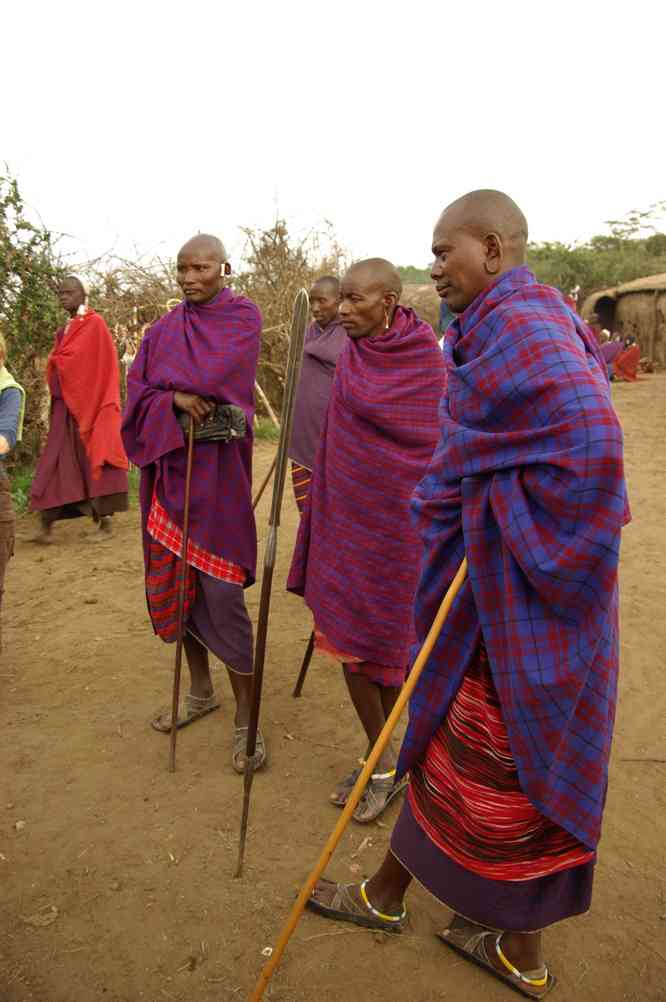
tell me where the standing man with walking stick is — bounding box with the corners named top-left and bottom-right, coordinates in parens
top-left (305, 192), bottom-right (628, 999)
top-left (122, 234), bottom-right (266, 773)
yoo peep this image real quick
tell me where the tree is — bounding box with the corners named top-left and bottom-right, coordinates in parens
top-left (0, 168), bottom-right (64, 457)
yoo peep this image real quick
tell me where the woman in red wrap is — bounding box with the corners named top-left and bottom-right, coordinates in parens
top-left (30, 277), bottom-right (128, 542)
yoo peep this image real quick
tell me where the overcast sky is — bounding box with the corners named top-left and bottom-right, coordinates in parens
top-left (3, 0), bottom-right (664, 272)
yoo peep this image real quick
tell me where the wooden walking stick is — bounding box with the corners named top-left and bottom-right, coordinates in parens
top-left (235, 289), bottom-right (309, 878)
top-left (248, 556), bottom-right (468, 1000)
top-left (252, 454), bottom-right (277, 511)
top-left (168, 414), bottom-right (195, 773)
top-left (292, 630), bottom-right (315, 697)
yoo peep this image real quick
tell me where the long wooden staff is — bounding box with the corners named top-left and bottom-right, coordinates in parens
top-left (235, 289), bottom-right (309, 877)
top-left (168, 415), bottom-right (195, 773)
top-left (248, 556), bottom-right (468, 1000)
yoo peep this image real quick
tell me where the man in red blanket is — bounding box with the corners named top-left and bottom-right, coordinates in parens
top-left (31, 277), bottom-right (128, 542)
top-left (287, 258), bottom-right (446, 822)
top-left (307, 193), bottom-right (628, 1000)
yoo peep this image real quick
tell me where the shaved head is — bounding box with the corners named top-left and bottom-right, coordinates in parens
top-left (431, 190), bottom-right (528, 314)
top-left (439, 189), bottom-right (528, 259)
top-left (309, 275), bottom-right (340, 329)
top-left (311, 275), bottom-right (340, 297)
top-left (178, 233), bottom-right (228, 263)
top-left (176, 233), bottom-right (229, 305)
top-left (62, 275), bottom-right (87, 298)
top-left (339, 258), bottom-right (402, 339)
top-left (345, 258), bottom-right (402, 298)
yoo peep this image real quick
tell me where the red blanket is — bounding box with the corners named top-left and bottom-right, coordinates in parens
top-left (47, 310), bottom-right (128, 479)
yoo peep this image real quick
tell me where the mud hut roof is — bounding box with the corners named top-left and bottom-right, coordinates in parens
top-left (581, 287), bottom-right (617, 318)
top-left (616, 273), bottom-right (666, 294)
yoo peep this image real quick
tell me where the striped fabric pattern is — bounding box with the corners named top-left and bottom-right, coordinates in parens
top-left (313, 628), bottom-right (406, 688)
top-left (397, 267), bottom-right (629, 850)
top-left (290, 462), bottom-right (312, 515)
top-left (288, 307), bottom-right (446, 667)
top-left (145, 539), bottom-right (196, 643)
top-left (408, 643), bottom-right (595, 881)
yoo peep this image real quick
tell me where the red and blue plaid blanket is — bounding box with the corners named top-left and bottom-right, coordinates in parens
top-left (397, 267), bottom-right (629, 850)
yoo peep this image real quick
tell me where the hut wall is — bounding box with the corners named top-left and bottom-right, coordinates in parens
top-left (615, 292), bottom-right (666, 366)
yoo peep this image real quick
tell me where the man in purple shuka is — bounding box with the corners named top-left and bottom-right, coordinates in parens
top-left (288, 276), bottom-right (346, 513)
top-left (122, 234), bottom-right (265, 773)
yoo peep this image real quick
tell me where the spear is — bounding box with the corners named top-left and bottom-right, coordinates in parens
top-left (235, 288), bottom-right (309, 878)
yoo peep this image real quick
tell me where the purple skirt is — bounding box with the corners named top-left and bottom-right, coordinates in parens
top-left (391, 797), bottom-right (594, 933)
top-left (187, 571), bottom-right (253, 675)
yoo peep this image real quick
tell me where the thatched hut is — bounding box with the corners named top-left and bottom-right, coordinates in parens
top-left (581, 273), bottom-right (666, 366)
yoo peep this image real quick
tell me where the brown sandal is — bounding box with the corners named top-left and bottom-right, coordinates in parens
top-left (437, 921), bottom-right (555, 999)
top-left (232, 727), bottom-right (267, 774)
top-left (151, 692), bottom-right (220, 732)
top-left (307, 878), bottom-right (406, 933)
top-left (330, 760), bottom-right (366, 806)
top-left (352, 770), bottom-right (408, 824)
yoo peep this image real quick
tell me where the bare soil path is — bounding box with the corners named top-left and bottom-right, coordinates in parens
top-left (1, 376), bottom-right (665, 1002)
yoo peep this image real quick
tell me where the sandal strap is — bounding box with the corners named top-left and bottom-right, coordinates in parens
top-left (186, 692), bottom-right (216, 706)
top-left (370, 768), bottom-right (396, 782)
top-left (495, 934), bottom-right (548, 988)
top-left (359, 880), bottom-right (406, 923)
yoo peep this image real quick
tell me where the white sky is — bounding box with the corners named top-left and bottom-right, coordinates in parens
top-left (3, 0), bottom-right (664, 271)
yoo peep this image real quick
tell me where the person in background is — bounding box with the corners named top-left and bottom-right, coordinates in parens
top-left (30, 277), bottom-right (128, 542)
top-left (0, 332), bottom-right (26, 652)
top-left (288, 276), bottom-right (346, 513)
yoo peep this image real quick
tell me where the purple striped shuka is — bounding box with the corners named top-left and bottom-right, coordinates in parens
top-left (121, 287), bottom-right (261, 585)
top-left (287, 306), bottom-right (446, 668)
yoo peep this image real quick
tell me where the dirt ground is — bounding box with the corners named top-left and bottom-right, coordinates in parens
top-left (1, 376), bottom-right (665, 1002)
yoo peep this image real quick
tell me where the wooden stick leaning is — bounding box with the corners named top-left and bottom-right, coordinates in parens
top-left (292, 630), bottom-right (315, 697)
top-left (252, 455), bottom-right (277, 511)
top-left (235, 288), bottom-right (310, 878)
top-left (248, 556), bottom-right (468, 1001)
top-left (168, 415), bottom-right (196, 773)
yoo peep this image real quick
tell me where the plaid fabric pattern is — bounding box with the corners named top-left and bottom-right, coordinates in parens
top-left (147, 492), bottom-right (245, 585)
top-left (288, 307), bottom-right (446, 666)
top-left (397, 267), bottom-right (628, 851)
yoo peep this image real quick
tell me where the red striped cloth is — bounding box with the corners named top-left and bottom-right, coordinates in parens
top-left (146, 539), bottom-right (196, 642)
top-left (408, 643), bottom-right (595, 882)
top-left (291, 462), bottom-right (311, 515)
top-left (147, 493), bottom-right (245, 585)
top-left (314, 627), bottom-right (405, 688)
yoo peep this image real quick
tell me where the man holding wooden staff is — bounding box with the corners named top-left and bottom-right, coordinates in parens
top-left (287, 258), bottom-right (446, 821)
top-left (122, 234), bottom-right (266, 772)
top-left (307, 192), bottom-right (628, 999)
